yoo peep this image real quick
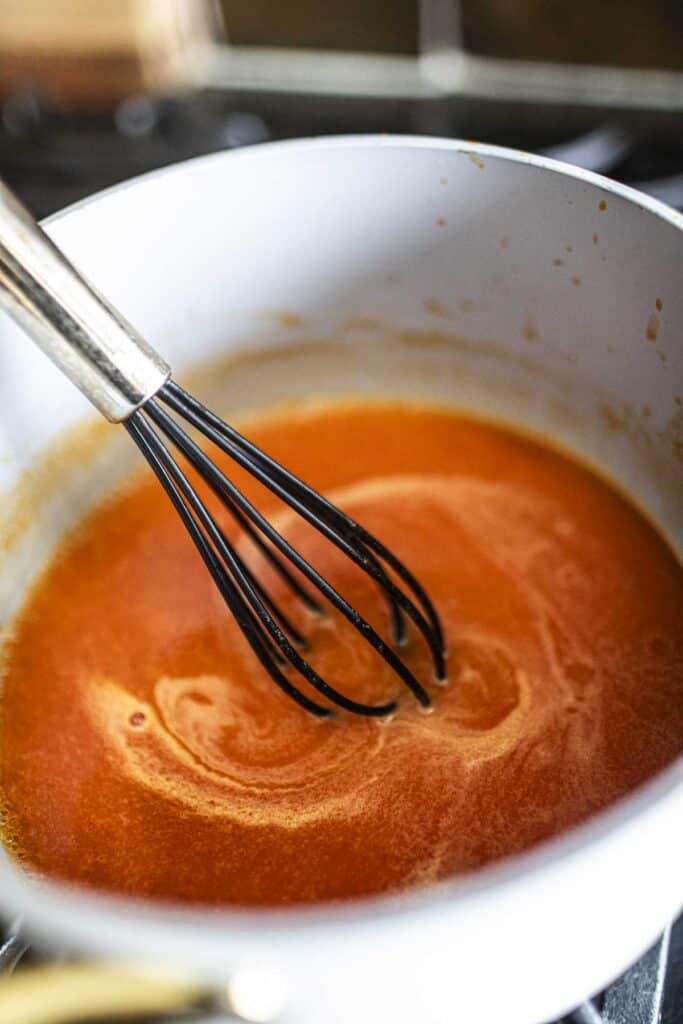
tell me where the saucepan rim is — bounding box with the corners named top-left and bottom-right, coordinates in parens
top-left (1, 134), bottom-right (681, 948)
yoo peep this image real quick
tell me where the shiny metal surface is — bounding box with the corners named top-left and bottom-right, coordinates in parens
top-left (0, 180), bottom-right (170, 422)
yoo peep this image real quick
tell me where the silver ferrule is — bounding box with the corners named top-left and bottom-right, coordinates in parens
top-left (0, 180), bottom-right (170, 422)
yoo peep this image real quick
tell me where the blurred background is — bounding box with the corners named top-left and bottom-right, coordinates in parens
top-left (0, 2), bottom-right (682, 1023)
top-left (0, 0), bottom-right (681, 217)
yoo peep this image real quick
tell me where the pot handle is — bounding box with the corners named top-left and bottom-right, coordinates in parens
top-left (0, 962), bottom-right (225, 1024)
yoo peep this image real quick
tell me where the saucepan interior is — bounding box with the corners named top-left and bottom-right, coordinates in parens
top-left (0, 137), bottom-right (681, 1024)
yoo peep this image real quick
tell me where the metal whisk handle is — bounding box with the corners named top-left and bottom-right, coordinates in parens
top-left (0, 179), bottom-right (170, 422)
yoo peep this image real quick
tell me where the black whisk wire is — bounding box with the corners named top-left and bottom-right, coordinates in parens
top-left (124, 381), bottom-right (446, 718)
top-left (147, 402), bottom-right (431, 707)
top-left (160, 382), bottom-right (445, 675)
top-left (125, 416), bottom-right (328, 717)
top-left (0, 174), bottom-right (445, 716)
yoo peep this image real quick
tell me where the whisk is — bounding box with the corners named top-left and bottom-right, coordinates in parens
top-left (0, 180), bottom-right (445, 718)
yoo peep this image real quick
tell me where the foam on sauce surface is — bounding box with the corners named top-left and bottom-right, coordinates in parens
top-left (1, 402), bottom-right (682, 905)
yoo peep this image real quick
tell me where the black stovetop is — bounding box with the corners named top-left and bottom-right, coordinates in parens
top-left (1, 90), bottom-right (682, 219)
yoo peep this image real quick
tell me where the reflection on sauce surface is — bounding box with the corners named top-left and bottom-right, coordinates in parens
top-left (1, 402), bottom-right (682, 905)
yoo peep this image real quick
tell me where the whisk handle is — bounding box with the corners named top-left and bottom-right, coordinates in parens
top-left (0, 179), bottom-right (170, 422)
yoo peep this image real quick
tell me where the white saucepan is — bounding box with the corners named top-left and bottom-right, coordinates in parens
top-left (0, 137), bottom-right (681, 1024)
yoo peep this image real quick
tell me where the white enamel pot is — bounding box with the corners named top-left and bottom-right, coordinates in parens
top-left (0, 137), bottom-right (681, 1024)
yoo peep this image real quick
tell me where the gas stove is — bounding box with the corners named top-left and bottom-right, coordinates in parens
top-left (1, 90), bottom-right (682, 219)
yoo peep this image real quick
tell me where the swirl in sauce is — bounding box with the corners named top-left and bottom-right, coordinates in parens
top-left (1, 404), bottom-right (682, 905)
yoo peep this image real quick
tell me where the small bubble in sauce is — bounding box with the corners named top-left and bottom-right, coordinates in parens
top-left (129, 712), bottom-right (146, 728)
top-left (553, 518), bottom-right (574, 538)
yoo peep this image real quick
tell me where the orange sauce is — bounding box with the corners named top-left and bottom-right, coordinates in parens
top-left (1, 401), bottom-right (682, 905)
